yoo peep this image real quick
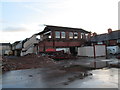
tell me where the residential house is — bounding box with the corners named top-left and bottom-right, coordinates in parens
top-left (0, 43), bottom-right (12, 56)
top-left (12, 41), bottom-right (21, 56)
top-left (37, 25), bottom-right (91, 55)
top-left (21, 34), bottom-right (40, 56)
top-left (91, 29), bottom-right (120, 46)
top-left (12, 38), bottom-right (28, 56)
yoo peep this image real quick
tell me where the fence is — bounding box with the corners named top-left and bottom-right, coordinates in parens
top-left (78, 45), bottom-right (106, 58)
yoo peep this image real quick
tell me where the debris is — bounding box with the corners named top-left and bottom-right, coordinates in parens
top-left (29, 75), bottom-right (33, 77)
top-left (68, 77), bottom-right (75, 82)
top-left (79, 77), bottom-right (84, 79)
top-left (2, 53), bottom-right (56, 72)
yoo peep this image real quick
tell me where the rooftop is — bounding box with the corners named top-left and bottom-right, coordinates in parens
top-left (37, 25), bottom-right (91, 35)
top-left (91, 30), bottom-right (120, 42)
top-left (0, 43), bottom-right (11, 46)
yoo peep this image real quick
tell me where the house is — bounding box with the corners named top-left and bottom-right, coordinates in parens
top-left (12, 41), bottom-right (21, 56)
top-left (37, 25), bottom-right (91, 55)
top-left (21, 34), bottom-right (40, 56)
top-left (12, 38), bottom-right (29, 56)
top-left (0, 43), bottom-right (12, 56)
top-left (91, 29), bottom-right (120, 46)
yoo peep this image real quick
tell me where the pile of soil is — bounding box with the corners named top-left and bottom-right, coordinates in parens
top-left (2, 54), bottom-right (56, 72)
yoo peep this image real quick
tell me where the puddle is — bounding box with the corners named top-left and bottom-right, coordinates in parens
top-left (1, 67), bottom-right (118, 88)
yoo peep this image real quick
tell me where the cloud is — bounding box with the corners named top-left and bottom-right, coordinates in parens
top-left (3, 27), bottom-right (27, 32)
top-left (0, 20), bottom-right (8, 23)
top-left (1, 0), bottom-right (33, 2)
top-left (0, 23), bottom-right (44, 43)
top-left (22, 4), bottom-right (44, 13)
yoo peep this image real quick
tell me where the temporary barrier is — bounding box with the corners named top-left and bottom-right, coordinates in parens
top-left (78, 45), bottom-right (106, 58)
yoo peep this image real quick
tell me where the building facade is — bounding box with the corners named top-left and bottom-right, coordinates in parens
top-left (0, 43), bottom-right (12, 56)
top-left (37, 25), bottom-right (91, 55)
top-left (91, 29), bottom-right (120, 46)
top-left (21, 34), bottom-right (40, 56)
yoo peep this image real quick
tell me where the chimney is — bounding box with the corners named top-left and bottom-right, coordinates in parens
top-left (88, 32), bottom-right (91, 38)
top-left (93, 32), bottom-right (97, 36)
top-left (108, 28), bottom-right (112, 33)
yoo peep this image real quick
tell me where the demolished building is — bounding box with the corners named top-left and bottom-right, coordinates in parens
top-left (21, 34), bottom-right (40, 56)
top-left (36, 25), bottom-right (91, 55)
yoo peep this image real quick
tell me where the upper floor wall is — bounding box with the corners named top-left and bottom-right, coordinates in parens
top-left (0, 44), bottom-right (11, 51)
top-left (38, 25), bottom-right (91, 41)
top-left (23, 34), bottom-right (39, 50)
top-left (15, 41), bottom-right (23, 50)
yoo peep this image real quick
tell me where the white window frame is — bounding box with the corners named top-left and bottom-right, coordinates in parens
top-left (61, 32), bottom-right (66, 38)
top-left (55, 31), bottom-right (60, 38)
top-left (69, 32), bottom-right (73, 39)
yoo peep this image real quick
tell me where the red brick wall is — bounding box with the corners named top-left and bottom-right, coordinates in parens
top-left (39, 41), bottom-right (82, 47)
top-left (109, 40), bottom-right (117, 45)
top-left (39, 41), bottom-right (83, 51)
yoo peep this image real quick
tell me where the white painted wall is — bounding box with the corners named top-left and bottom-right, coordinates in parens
top-left (95, 45), bottom-right (106, 56)
top-left (0, 45), bottom-right (11, 55)
top-left (16, 41), bottom-right (22, 49)
top-left (25, 47), bottom-right (34, 54)
top-left (24, 35), bottom-right (39, 50)
top-left (21, 34), bottom-right (39, 56)
top-left (78, 45), bottom-right (106, 57)
top-left (78, 46), bottom-right (94, 57)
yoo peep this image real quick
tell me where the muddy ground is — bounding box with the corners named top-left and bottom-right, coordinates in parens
top-left (2, 53), bottom-right (120, 72)
top-left (1, 54), bottom-right (119, 88)
top-left (1, 54), bottom-right (56, 72)
top-left (1, 54), bottom-right (94, 80)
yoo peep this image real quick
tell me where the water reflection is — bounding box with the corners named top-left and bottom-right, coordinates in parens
top-left (1, 68), bottom-right (118, 88)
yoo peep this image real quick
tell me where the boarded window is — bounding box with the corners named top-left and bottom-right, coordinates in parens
top-left (55, 31), bottom-right (60, 38)
top-left (69, 32), bottom-right (73, 39)
top-left (61, 32), bottom-right (66, 38)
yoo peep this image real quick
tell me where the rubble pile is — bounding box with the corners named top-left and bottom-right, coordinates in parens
top-left (2, 54), bottom-right (56, 72)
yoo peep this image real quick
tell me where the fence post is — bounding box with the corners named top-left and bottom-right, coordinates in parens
top-left (93, 45), bottom-right (96, 59)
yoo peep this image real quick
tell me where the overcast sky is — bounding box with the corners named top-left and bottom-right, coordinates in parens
top-left (0, 0), bottom-right (119, 43)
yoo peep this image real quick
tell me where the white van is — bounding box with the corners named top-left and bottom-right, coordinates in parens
top-left (107, 46), bottom-right (120, 54)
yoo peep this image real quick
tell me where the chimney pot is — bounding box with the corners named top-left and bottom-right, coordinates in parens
top-left (108, 28), bottom-right (112, 33)
top-left (93, 32), bottom-right (97, 36)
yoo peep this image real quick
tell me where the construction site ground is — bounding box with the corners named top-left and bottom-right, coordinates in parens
top-left (0, 54), bottom-right (120, 88)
